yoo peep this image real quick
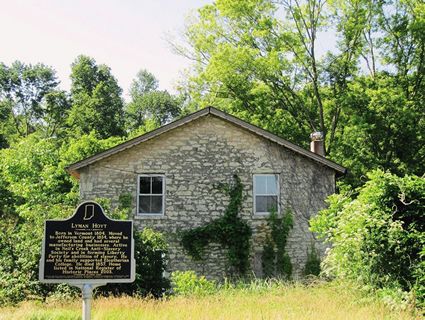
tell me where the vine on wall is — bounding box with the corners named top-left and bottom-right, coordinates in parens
top-left (180, 174), bottom-right (252, 275)
top-left (303, 243), bottom-right (321, 276)
top-left (261, 209), bottom-right (294, 279)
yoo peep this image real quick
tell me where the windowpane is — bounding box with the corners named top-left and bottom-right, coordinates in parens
top-left (255, 196), bottom-right (278, 213)
top-left (151, 176), bottom-right (163, 194)
top-left (139, 195), bottom-right (151, 213)
top-left (139, 177), bottom-right (151, 194)
top-left (266, 196), bottom-right (278, 212)
top-left (267, 176), bottom-right (277, 194)
top-left (255, 192), bottom-right (278, 213)
top-left (138, 175), bottom-right (165, 215)
top-left (150, 195), bottom-right (163, 214)
top-left (256, 196), bottom-right (268, 212)
top-left (255, 176), bottom-right (267, 194)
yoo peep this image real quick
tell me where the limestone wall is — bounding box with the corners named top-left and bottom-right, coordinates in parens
top-left (78, 115), bottom-right (335, 279)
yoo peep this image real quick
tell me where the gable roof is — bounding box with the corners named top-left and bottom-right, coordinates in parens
top-left (66, 107), bottom-right (346, 178)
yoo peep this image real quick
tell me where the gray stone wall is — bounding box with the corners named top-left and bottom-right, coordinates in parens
top-left (78, 115), bottom-right (335, 279)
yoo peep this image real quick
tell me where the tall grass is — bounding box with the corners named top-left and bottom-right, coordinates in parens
top-left (0, 281), bottom-right (419, 320)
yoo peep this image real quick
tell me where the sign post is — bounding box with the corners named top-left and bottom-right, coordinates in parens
top-left (39, 201), bottom-right (135, 320)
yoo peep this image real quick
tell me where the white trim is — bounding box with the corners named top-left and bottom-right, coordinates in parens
top-left (137, 174), bottom-right (166, 216)
top-left (253, 173), bottom-right (280, 215)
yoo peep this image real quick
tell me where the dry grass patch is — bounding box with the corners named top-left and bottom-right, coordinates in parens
top-left (0, 282), bottom-right (419, 320)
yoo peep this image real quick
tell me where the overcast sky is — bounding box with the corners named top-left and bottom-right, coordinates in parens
top-left (0, 0), bottom-right (211, 97)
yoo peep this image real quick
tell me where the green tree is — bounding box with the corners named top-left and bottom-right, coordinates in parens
top-left (126, 70), bottom-right (181, 131)
top-left (68, 55), bottom-right (125, 139)
top-left (329, 75), bottom-right (424, 185)
top-left (176, 0), bottom-right (424, 185)
top-left (130, 69), bottom-right (159, 97)
top-left (42, 90), bottom-right (71, 138)
top-left (176, 0), bottom-right (358, 148)
top-left (377, 0), bottom-right (425, 99)
top-left (0, 131), bottom-right (122, 305)
top-left (0, 61), bottom-right (61, 141)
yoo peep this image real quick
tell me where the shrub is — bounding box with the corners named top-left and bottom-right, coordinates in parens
top-left (0, 203), bottom-right (75, 306)
top-left (171, 271), bottom-right (216, 296)
top-left (133, 228), bottom-right (170, 297)
top-left (310, 170), bottom-right (425, 307)
top-left (100, 227), bottom-right (169, 297)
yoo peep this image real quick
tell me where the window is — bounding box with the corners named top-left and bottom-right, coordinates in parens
top-left (253, 174), bottom-right (279, 214)
top-left (137, 175), bottom-right (165, 215)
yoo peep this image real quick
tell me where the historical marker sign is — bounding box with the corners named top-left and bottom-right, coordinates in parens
top-left (39, 201), bottom-right (135, 284)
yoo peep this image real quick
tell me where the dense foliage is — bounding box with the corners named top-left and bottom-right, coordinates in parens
top-left (0, 135), bottom-right (169, 303)
top-left (180, 175), bottom-right (252, 275)
top-left (310, 170), bottom-right (425, 307)
top-left (0, 132), bottom-right (122, 305)
top-left (176, 0), bottom-right (424, 186)
top-left (0, 61), bottom-right (63, 141)
top-left (0, 57), bottom-right (181, 304)
top-left (126, 69), bottom-right (182, 129)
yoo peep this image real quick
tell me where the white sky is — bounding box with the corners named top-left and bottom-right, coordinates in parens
top-left (1, 0), bottom-right (338, 100)
top-left (0, 0), bottom-right (211, 97)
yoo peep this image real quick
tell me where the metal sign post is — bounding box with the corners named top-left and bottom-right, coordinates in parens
top-left (39, 201), bottom-right (135, 320)
top-left (82, 284), bottom-right (92, 320)
top-left (77, 283), bottom-right (105, 320)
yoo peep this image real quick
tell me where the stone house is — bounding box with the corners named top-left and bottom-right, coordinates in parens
top-left (67, 107), bottom-right (346, 279)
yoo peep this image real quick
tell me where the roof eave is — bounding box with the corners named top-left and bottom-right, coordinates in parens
top-left (66, 106), bottom-right (347, 176)
top-left (208, 107), bottom-right (347, 175)
top-left (65, 107), bottom-right (212, 174)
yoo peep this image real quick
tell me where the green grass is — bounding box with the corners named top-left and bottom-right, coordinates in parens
top-left (0, 281), bottom-right (419, 320)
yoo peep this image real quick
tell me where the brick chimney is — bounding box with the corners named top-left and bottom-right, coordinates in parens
top-left (310, 132), bottom-right (325, 156)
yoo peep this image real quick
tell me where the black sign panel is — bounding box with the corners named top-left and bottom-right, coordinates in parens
top-left (40, 201), bottom-right (134, 282)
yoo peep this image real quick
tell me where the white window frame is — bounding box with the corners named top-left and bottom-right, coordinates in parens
top-left (137, 174), bottom-right (166, 216)
top-left (253, 173), bottom-right (280, 215)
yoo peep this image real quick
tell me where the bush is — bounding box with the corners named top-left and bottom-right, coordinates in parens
top-left (134, 228), bottom-right (170, 297)
top-left (100, 228), bottom-right (169, 297)
top-left (0, 204), bottom-right (76, 306)
top-left (171, 271), bottom-right (217, 296)
top-left (310, 170), bottom-right (424, 307)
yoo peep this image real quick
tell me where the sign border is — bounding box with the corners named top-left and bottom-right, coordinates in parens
top-left (39, 201), bottom-right (136, 285)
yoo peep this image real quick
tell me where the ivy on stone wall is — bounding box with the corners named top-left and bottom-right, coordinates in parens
top-left (261, 209), bottom-right (293, 279)
top-left (180, 174), bottom-right (252, 275)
